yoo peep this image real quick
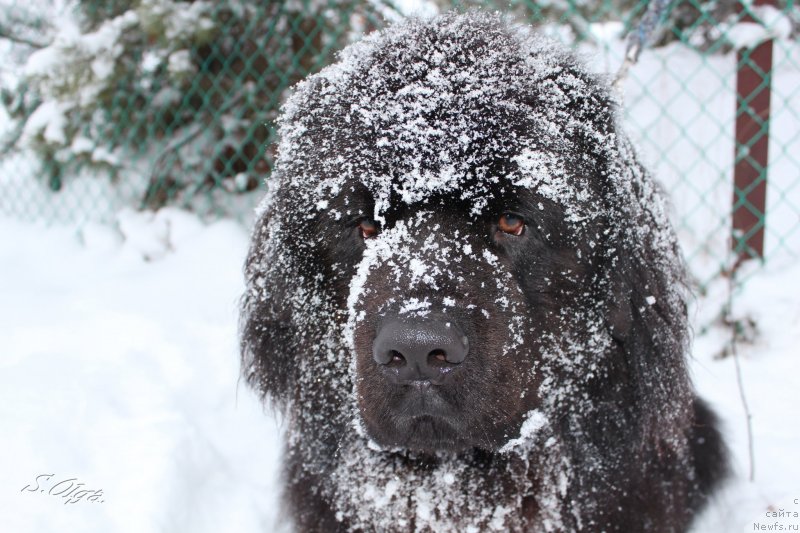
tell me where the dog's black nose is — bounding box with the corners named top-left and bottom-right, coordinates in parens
top-left (373, 317), bottom-right (468, 382)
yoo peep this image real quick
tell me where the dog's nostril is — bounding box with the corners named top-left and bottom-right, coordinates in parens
top-left (428, 349), bottom-right (449, 366)
top-left (387, 350), bottom-right (406, 367)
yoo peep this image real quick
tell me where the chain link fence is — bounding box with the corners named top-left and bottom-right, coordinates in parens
top-left (1, 0), bottom-right (798, 291)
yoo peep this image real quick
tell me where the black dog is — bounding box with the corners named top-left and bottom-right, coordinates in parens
top-left (241, 12), bottom-right (727, 532)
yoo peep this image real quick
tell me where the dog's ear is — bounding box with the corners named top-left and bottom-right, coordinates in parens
top-left (604, 264), bottom-right (633, 343)
top-left (240, 202), bottom-right (299, 407)
top-left (603, 135), bottom-right (694, 451)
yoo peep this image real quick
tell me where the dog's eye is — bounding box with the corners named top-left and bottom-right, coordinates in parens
top-left (498, 213), bottom-right (525, 236)
top-left (359, 219), bottom-right (379, 239)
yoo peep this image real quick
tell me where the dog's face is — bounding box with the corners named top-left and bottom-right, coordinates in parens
top-left (276, 187), bottom-right (604, 454)
top-left (267, 40), bottom-right (615, 454)
top-left (243, 14), bottom-right (690, 465)
top-left (340, 182), bottom-right (609, 454)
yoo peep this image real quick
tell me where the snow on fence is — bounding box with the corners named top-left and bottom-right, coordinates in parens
top-left (0, 0), bottom-right (798, 290)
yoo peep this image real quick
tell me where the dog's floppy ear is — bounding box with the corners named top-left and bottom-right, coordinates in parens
top-left (602, 134), bottom-right (694, 450)
top-left (240, 202), bottom-right (299, 407)
top-left (604, 266), bottom-right (633, 343)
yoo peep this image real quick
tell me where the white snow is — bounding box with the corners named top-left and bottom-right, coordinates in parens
top-left (499, 410), bottom-right (548, 453)
top-left (393, 0), bottom-right (438, 18)
top-left (167, 49), bottom-right (193, 76)
top-left (689, 262), bottom-right (800, 532)
top-left (22, 101), bottom-right (71, 146)
top-left (0, 210), bottom-right (285, 533)
top-left (24, 9), bottom-right (136, 107)
top-left (723, 5), bottom-right (793, 50)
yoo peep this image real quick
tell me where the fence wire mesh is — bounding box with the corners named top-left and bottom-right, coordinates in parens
top-left (0, 0), bottom-right (798, 290)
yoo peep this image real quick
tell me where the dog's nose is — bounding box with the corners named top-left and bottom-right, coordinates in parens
top-left (373, 317), bottom-right (468, 382)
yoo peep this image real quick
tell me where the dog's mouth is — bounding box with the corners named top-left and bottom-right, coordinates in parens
top-left (388, 412), bottom-right (467, 454)
top-left (364, 381), bottom-right (478, 453)
top-left (393, 381), bottom-right (457, 417)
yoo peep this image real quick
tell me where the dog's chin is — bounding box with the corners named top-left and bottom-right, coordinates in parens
top-left (366, 414), bottom-right (477, 455)
top-left (358, 381), bottom-right (523, 454)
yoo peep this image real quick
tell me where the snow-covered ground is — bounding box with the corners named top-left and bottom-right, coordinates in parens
top-left (0, 210), bottom-right (285, 533)
top-left (0, 206), bottom-right (798, 532)
top-left (691, 265), bottom-right (800, 533)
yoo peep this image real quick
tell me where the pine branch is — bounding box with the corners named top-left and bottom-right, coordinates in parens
top-left (142, 90), bottom-right (250, 209)
top-left (0, 101), bottom-right (42, 157)
top-left (0, 26), bottom-right (49, 49)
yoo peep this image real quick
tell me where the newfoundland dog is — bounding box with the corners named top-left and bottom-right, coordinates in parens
top-left (240, 12), bottom-right (727, 532)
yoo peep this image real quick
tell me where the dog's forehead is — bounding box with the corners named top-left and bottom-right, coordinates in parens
top-left (272, 13), bottom-right (613, 230)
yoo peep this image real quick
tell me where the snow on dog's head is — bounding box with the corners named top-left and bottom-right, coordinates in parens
top-left (241, 11), bottom-right (696, 532)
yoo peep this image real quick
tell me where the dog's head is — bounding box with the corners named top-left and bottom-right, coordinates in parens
top-left (241, 13), bottom-right (691, 458)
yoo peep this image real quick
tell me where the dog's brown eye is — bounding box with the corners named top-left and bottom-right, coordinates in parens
top-left (359, 219), bottom-right (379, 239)
top-left (498, 213), bottom-right (525, 236)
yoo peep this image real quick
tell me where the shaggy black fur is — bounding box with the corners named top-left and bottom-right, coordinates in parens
top-left (240, 12), bottom-right (727, 532)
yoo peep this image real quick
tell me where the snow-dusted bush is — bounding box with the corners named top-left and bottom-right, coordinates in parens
top-left (1, 0), bottom-right (395, 212)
